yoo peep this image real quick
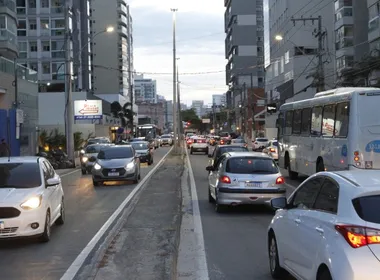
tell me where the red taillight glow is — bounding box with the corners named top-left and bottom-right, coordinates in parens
top-left (220, 140), bottom-right (225, 144)
top-left (220, 176), bottom-right (231, 184)
top-left (335, 225), bottom-right (380, 248)
top-left (276, 177), bottom-right (285, 184)
top-left (270, 148), bottom-right (276, 152)
top-left (187, 140), bottom-right (192, 144)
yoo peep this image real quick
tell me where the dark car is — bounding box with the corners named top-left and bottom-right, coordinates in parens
top-left (208, 145), bottom-right (249, 169)
top-left (130, 141), bottom-right (153, 165)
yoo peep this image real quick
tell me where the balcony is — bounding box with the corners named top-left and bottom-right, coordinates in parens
top-left (0, 57), bottom-right (37, 82)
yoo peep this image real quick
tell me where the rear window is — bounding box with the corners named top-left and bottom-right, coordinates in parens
top-left (226, 157), bottom-right (279, 174)
top-left (162, 135), bottom-right (171, 138)
top-left (98, 147), bottom-right (133, 159)
top-left (272, 141), bottom-right (278, 146)
top-left (353, 195), bottom-right (380, 224)
top-left (86, 145), bottom-right (102, 153)
top-left (233, 139), bottom-right (245, 143)
top-left (0, 163), bottom-right (42, 188)
top-left (257, 138), bottom-right (268, 142)
top-left (217, 147), bottom-right (248, 157)
top-left (194, 138), bottom-right (206, 143)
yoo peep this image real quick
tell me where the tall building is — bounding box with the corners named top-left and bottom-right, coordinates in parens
top-left (224, 0), bottom-right (265, 110)
top-left (212, 94), bottom-right (226, 106)
top-left (134, 74), bottom-right (157, 103)
top-left (1, 0), bottom-right (18, 59)
top-left (191, 100), bottom-right (204, 117)
top-left (264, 0), bottom-right (335, 139)
top-left (16, 0), bottom-right (91, 92)
top-left (368, 0), bottom-right (380, 84)
top-left (91, 0), bottom-right (133, 99)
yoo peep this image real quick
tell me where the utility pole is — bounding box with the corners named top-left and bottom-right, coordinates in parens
top-left (242, 83), bottom-right (246, 139)
top-left (291, 16), bottom-right (325, 92)
top-left (64, 3), bottom-right (74, 161)
top-left (13, 58), bottom-right (18, 108)
top-left (212, 103), bottom-right (217, 134)
top-left (176, 65), bottom-right (181, 140)
top-left (128, 12), bottom-right (134, 136)
top-left (171, 9), bottom-right (178, 152)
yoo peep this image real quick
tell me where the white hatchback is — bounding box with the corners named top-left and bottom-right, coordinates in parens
top-left (0, 157), bottom-right (65, 242)
top-left (268, 170), bottom-right (380, 280)
top-left (190, 137), bottom-right (208, 155)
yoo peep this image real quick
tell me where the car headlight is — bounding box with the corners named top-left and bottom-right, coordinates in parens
top-left (82, 156), bottom-right (88, 163)
top-left (94, 163), bottom-right (102, 170)
top-left (80, 149), bottom-right (85, 154)
top-left (20, 195), bottom-right (42, 210)
top-left (126, 161), bottom-right (135, 170)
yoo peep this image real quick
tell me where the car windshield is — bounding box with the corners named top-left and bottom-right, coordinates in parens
top-left (85, 145), bottom-right (103, 153)
top-left (272, 141), bottom-right (278, 146)
top-left (88, 138), bottom-right (109, 145)
top-left (131, 143), bottom-right (149, 150)
top-left (233, 139), bottom-right (245, 143)
top-left (162, 135), bottom-right (171, 138)
top-left (217, 146), bottom-right (248, 157)
top-left (257, 138), bottom-right (268, 142)
top-left (0, 163), bottom-right (42, 188)
top-left (98, 148), bottom-right (133, 159)
top-left (226, 157), bottom-right (279, 174)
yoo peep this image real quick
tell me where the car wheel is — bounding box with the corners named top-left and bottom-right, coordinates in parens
top-left (93, 179), bottom-right (100, 186)
top-left (81, 169), bottom-right (86, 175)
top-left (39, 211), bottom-right (51, 243)
top-left (215, 193), bottom-right (225, 213)
top-left (138, 173), bottom-right (141, 180)
top-left (268, 233), bottom-right (287, 279)
top-left (55, 198), bottom-right (65, 225)
top-left (208, 187), bottom-right (214, 203)
top-left (317, 268), bottom-right (332, 280)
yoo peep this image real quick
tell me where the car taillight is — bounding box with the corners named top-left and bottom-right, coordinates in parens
top-left (220, 140), bottom-right (225, 144)
top-left (335, 225), bottom-right (380, 248)
top-left (270, 148), bottom-right (276, 152)
top-left (276, 177), bottom-right (285, 184)
top-left (220, 176), bottom-right (231, 184)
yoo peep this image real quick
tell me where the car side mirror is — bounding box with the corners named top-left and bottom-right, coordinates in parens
top-left (270, 197), bottom-right (288, 210)
top-left (46, 177), bottom-right (61, 187)
top-left (206, 166), bottom-right (214, 171)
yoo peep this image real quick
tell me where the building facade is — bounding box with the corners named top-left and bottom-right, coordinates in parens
top-left (134, 74), bottom-right (157, 103)
top-left (368, 0), bottom-right (380, 84)
top-left (136, 101), bottom-right (165, 130)
top-left (191, 100), bottom-right (204, 117)
top-left (0, 0), bottom-right (18, 59)
top-left (91, 0), bottom-right (133, 99)
top-left (224, 0), bottom-right (265, 115)
top-left (212, 94), bottom-right (226, 106)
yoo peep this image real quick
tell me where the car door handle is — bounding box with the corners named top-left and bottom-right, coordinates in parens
top-left (294, 218), bottom-right (301, 224)
top-left (315, 227), bottom-right (324, 234)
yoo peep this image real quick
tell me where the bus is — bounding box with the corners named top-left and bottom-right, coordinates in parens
top-left (136, 124), bottom-right (160, 148)
top-left (277, 87), bottom-right (380, 179)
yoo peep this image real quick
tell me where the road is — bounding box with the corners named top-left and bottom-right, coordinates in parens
top-left (188, 150), bottom-right (307, 280)
top-left (0, 146), bottom-right (171, 280)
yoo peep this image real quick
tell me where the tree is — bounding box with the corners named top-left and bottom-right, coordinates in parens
top-left (181, 109), bottom-right (202, 130)
top-left (110, 101), bottom-right (122, 118)
top-left (122, 102), bottom-right (136, 131)
top-left (110, 101), bottom-right (136, 130)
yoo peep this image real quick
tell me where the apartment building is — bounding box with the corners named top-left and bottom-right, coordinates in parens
top-left (212, 94), bottom-right (226, 106)
top-left (368, 0), bottom-right (380, 84)
top-left (91, 0), bottom-right (133, 99)
top-left (191, 100), bottom-right (204, 117)
top-left (0, 0), bottom-right (18, 59)
top-left (224, 0), bottom-right (265, 112)
top-left (134, 74), bottom-right (157, 103)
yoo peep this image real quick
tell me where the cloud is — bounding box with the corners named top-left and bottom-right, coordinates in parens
top-left (130, 0), bottom-right (227, 105)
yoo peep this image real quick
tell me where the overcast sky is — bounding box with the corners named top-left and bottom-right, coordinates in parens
top-left (129, 0), bottom-right (227, 106)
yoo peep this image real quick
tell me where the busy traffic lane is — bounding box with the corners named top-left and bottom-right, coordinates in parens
top-left (188, 150), bottom-right (299, 280)
top-left (0, 147), bottom-right (171, 280)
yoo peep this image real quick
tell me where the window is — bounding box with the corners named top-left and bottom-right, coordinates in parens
top-left (226, 157), bottom-right (279, 174)
top-left (29, 41), bottom-right (37, 52)
top-left (98, 147), bottom-right (133, 159)
top-left (322, 104), bottom-right (335, 137)
top-left (28, 0), bottom-right (36, 8)
top-left (291, 177), bottom-right (324, 209)
top-left (284, 111), bottom-right (293, 135)
top-left (214, 155), bottom-right (226, 169)
top-left (43, 161), bottom-right (55, 179)
top-left (292, 110), bottom-right (301, 134)
top-left (17, 19), bottom-right (26, 36)
top-left (40, 0), bottom-right (49, 8)
top-left (311, 107), bottom-right (323, 136)
top-left (40, 19), bottom-right (49, 29)
top-left (314, 179), bottom-right (339, 213)
top-left (29, 63), bottom-right (37, 71)
top-left (29, 19), bottom-right (36, 30)
top-left (42, 62), bottom-right (50, 74)
top-left (42, 41), bottom-right (50, 51)
top-left (277, 112), bottom-right (284, 137)
top-left (353, 195), bottom-right (380, 224)
top-left (285, 51), bottom-right (290, 64)
top-left (0, 16), bottom-right (5, 29)
top-left (0, 163), bottom-right (42, 188)
top-left (335, 102), bottom-right (349, 137)
top-left (301, 108), bottom-right (311, 135)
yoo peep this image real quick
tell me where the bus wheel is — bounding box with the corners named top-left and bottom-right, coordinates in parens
top-left (317, 160), bottom-right (325, 173)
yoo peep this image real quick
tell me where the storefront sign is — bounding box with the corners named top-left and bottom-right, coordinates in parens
top-left (74, 100), bottom-right (103, 120)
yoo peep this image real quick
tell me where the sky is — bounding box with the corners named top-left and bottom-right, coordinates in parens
top-left (129, 0), bottom-right (228, 107)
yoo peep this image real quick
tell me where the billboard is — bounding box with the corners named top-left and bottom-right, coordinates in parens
top-left (74, 100), bottom-right (103, 120)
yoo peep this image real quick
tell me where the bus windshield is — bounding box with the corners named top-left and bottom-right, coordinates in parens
top-left (359, 94), bottom-right (380, 126)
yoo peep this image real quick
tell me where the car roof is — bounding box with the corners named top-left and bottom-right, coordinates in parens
top-left (226, 151), bottom-right (271, 158)
top-left (0, 156), bottom-right (40, 163)
top-left (130, 141), bottom-right (148, 144)
top-left (218, 145), bottom-right (246, 148)
top-left (104, 145), bottom-right (132, 149)
top-left (331, 170), bottom-right (380, 188)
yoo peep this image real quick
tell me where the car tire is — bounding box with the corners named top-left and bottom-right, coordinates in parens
top-left (317, 268), bottom-right (332, 280)
top-left (287, 161), bottom-right (298, 180)
top-left (208, 187), bottom-right (214, 203)
top-left (81, 169), bottom-right (86, 175)
top-left (317, 160), bottom-right (325, 173)
top-left (39, 211), bottom-right (51, 243)
top-left (93, 180), bottom-right (100, 186)
top-left (268, 233), bottom-right (287, 279)
top-left (138, 173), bottom-right (141, 180)
top-left (55, 199), bottom-right (65, 225)
top-left (215, 193), bottom-right (225, 213)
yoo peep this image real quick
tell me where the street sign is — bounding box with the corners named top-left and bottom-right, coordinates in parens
top-left (74, 100), bottom-right (103, 120)
top-left (202, 118), bottom-right (210, 123)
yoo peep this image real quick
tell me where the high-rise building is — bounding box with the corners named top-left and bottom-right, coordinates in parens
top-left (224, 0), bottom-right (265, 110)
top-left (212, 94), bottom-right (226, 106)
top-left (16, 0), bottom-right (91, 92)
top-left (134, 74), bottom-right (157, 103)
top-left (191, 100), bottom-right (204, 117)
top-left (91, 0), bottom-right (133, 99)
top-left (368, 0), bottom-right (380, 84)
top-left (1, 0), bottom-right (18, 59)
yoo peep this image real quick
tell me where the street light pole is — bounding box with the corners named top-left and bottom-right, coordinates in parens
top-left (176, 60), bottom-right (181, 145)
top-left (171, 8), bottom-right (178, 153)
top-left (64, 3), bottom-right (74, 161)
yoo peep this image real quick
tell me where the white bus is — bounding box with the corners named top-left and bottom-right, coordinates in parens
top-left (137, 124), bottom-right (160, 148)
top-left (277, 87), bottom-right (380, 179)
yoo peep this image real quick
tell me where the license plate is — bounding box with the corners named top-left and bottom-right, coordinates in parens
top-left (108, 172), bottom-right (119, 176)
top-left (0, 221), bottom-right (4, 229)
top-left (245, 182), bottom-right (262, 188)
top-left (197, 148), bottom-right (203, 151)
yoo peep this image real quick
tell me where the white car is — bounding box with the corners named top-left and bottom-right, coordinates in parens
top-left (160, 134), bottom-right (173, 146)
top-left (0, 157), bottom-right (65, 242)
top-left (262, 140), bottom-right (278, 160)
top-left (252, 137), bottom-right (269, 151)
top-left (268, 170), bottom-right (380, 280)
top-left (190, 137), bottom-right (208, 155)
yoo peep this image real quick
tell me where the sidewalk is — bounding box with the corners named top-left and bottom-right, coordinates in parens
top-left (92, 153), bottom-right (184, 280)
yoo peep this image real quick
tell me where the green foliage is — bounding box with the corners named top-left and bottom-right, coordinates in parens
top-left (47, 129), bottom-right (66, 149)
top-left (181, 109), bottom-right (201, 130)
top-left (39, 129), bottom-right (88, 151)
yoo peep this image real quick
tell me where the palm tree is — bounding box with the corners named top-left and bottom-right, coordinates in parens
top-left (122, 102), bottom-right (136, 132)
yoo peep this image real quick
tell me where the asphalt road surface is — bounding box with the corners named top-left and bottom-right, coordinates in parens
top-left (0, 147), bottom-right (171, 280)
top-left (188, 149), bottom-right (306, 280)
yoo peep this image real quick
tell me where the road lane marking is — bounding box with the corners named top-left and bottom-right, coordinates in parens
top-left (182, 148), bottom-right (210, 280)
top-left (60, 147), bottom-right (174, 280)
top-left (285, 182), bottom-right (297, 189)
top-left (60, 169), bottom-right (80, 177)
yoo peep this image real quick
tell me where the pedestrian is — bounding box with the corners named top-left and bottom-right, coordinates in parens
top-left (0, 139), bottom-right (10, 157)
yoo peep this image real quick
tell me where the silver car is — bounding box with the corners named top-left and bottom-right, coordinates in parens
top-left (92, 145), bottom-right (141, 186)
top-left (130, 141), bottom-right (153, 165)
top-left (81, 144), bottom-right (111, 174)
top-left (230, 138), bottom-right (248, 148)
top-left (206, 152), bottom-right (286, 212)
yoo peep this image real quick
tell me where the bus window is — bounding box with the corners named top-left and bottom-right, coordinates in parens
top-left (277, 112), bottom-right (284, 139)
top-left (301, 108), bottom-right (312, 135)
top-left (285, 111), bottom-right (293, 135)
top-left (292, 110), bottom-right (302, 134)
top-left (335, 102), bottom-right (349, 137)
top-left (322, 104), bottom-right (336, 137)
top-left (311, 107), bottom-right (322, 136)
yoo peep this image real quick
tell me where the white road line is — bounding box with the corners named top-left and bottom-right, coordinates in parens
top-left (60, 169), bottom-right (80, 177)
top-left (285, 182), bottom-right (297, 189)
top-left (184, 148), bottom-right (210, 280)
top-left (60, 147), bottom-right (174, 280)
